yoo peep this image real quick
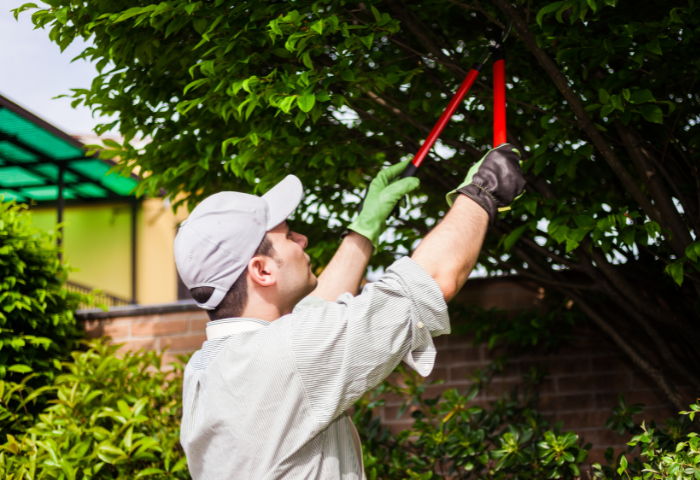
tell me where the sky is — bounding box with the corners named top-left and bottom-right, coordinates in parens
top-left (0, 7), bottom-right (108, 135)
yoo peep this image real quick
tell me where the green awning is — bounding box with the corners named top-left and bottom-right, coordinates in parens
top-left (0, 95), bottom-right (139, 205)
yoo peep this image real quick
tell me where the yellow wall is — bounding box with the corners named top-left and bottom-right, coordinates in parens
top-left (31, 198), bottom-right (184, 305)
top-left (137, 198), bottom-right (179, 305)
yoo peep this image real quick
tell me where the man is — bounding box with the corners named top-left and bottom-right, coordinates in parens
top-left (175, 144), bottom-right (525, 479)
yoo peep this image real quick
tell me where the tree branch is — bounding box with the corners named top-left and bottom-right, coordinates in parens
top-left (495, 258), bottom-right (595, 290)
top-left (445, 0), bottom-right (507, 29)
top-left (562, 289), bottom-right (686, 412)
top-left (584, 243), bottom-right (700, 389)
top-left (614, 120), bottom-right (693, 256)
top-left (491, 0), bottom-right (663, 229)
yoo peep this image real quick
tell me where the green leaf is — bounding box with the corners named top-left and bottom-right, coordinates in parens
top-left (601, 104), bottom-right (615, 118)
top-left (137, 468), bottom-right (166, 477)
top-left (298, 94), bottom-right (316, 113)
top-left (645, 38), bottom-right (662, 55)
top-left (537, 2), bottom-right (565, 27)
top-left (686, 242), bottom-right (700, 262)
top-left (629, 89), bottom-right (656, 104)
top-left (503, 225), bottom-right (528, 251)
top-left (598, 88), bottom-right (610, 104)
top-left (115, 7), bottom-right (146, 23)
top-left (193, 18), bottom-right (207, 34)
top-left (523, 197), bottom-right (537, 215)
top-left (311, 19), bottom-right (323, 35)
top-left (665, 263), bottom-right (684, 286)
top-left (371, 5), bottom-right (381, 22)
top-left (341, 70), bottom-right (355, 82)
top-left (8, 364), bottom-right (32, 373)
top-left (184, 78), bottom-right (208, 95)
top-left (360, 33), bottom-right (374, 50)
top-left (640, 105), bottom-right (663, 124)
top-left (55, 6), bottom-right (68, 24)
top-left (610, 95), bottom-right (624, 112)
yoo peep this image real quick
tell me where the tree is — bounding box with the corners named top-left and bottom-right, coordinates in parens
top-left (13, 0), bottom-right (700, 410)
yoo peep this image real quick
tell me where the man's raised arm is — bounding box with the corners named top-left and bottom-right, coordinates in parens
top-left (411, 195), bottom-right (488, 302)
top-left (413, 144), bottom-right (526, 302)
top-left (310, 159), bottom-right (420, 302)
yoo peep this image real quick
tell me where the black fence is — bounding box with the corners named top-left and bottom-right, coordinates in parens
top-left (65, 281), bottom-right (132, 309)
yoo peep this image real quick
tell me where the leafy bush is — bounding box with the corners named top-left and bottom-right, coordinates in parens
top-left (0, 340), bottom-right (187, 479)
top-left (592, 398), bottom-right (699, 480)
top-left (355, 365), bottom-right (589, 480)
top-left (0, 201), bottom-right (84, 384)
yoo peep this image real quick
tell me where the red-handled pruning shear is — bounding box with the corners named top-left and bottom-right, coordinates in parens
top-left (398, 21), bottom-right (513, 180)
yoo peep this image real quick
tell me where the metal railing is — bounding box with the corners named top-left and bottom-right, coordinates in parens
top-left (65, 281), bottom-right (132, 309)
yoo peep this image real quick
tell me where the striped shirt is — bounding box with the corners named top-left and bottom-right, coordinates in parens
top-left (180, 257), bottom-right (449, 479)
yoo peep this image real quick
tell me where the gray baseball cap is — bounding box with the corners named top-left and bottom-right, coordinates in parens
top-left (174, 175), bottom-right (304, 310)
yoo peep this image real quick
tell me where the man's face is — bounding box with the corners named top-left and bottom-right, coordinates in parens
top-left (266, 221), bottom-right (318, 306)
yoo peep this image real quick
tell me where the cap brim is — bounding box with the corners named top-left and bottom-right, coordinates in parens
top-left (262, 175), bottom-right (304, 231)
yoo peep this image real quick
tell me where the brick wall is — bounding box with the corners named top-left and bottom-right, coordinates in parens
top-left (77, 277), bottom-right (679, 468)
top-left (82, 303), bottom-right (209, 367)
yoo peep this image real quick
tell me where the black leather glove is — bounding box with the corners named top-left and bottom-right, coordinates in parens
top-left (446, 144), bottom-right (526, 225)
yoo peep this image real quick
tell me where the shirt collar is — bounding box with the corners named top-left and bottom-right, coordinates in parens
top-left (206, 318), bottom-right (270, 340)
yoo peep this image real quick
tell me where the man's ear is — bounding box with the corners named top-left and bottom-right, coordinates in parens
top-left (248, 255), bottom-right (277, 287)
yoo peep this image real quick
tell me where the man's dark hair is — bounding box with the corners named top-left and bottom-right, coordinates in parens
top-left (190, 235), bottom-right (276, 320)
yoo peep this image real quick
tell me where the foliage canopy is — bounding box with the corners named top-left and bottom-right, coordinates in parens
top-left (12, 0), bottom-right (700, 408)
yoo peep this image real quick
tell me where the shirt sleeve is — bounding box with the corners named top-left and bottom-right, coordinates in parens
top-left (281, 256), bottom-right (449, 426)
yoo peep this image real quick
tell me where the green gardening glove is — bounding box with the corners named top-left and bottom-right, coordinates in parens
top-left (347, 159), bottom-right (421, 249)
top-left (446, 144), bottom-right (526, 226)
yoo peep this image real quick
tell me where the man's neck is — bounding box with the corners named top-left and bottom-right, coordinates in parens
top-left (239, 302), bottom-right (293, 322)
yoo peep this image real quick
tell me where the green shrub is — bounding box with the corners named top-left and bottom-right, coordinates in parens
top-left (0, 201), bottom-right (84, 383)
top-left (355, 365), bottom-right (589, 480)
top-left (0, 340), bottom-right (187, 479)
top-left (592, 397), bottom-right (699, 480)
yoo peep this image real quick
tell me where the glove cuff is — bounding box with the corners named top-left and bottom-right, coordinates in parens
top-left (346, 222), bottom-right (378, 250)
top-left (456, 184), bottom-right (497, 226)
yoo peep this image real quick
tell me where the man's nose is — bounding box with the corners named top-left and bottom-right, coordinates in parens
top-left (293, 231), bottom-right (308, 249)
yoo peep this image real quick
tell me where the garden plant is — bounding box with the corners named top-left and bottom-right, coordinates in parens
top-left (0, 200), bottom-right (84, 428)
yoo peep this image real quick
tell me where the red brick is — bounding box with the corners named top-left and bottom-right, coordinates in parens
top-left (132, 320), bottom-right (187, 336)
top-left (189, 317), bottom-right (209, 332)
top-left (383, 404), bottom-right (418, 421)
top-left (84, 322), bottom-right (130, 339)
top-left (596, 428), bottom-right (632, 447)
top-left (387, 421), bottom-right (414, 435)
top-left (161, 352), bottom-right (187, 367)
top-left (557, 410), bottom-right (611, 429)
top-left (592, 356), bottom-right (633, 373)
top-left (159, 334), bottom-right (207, 351)
top-left (426, 367), bottom-right (447, 382)
top-left (445, 334), bottom-right (474, 348)
top-left (377, 392), bottom-right (405, 405)
top-left (448, 364), bottom-right (490, 383)
top-left (548, 358), bottom-right (592, 376)
top-left (537, 393), bottom-right (595, 412)
top-left (117, 339), bottom-right (156, 353)
top-left (586, 448), bottom-right (611, 466)
top-left (435, 347), bottom-right (482, 366)
top-left (424, 384), bottom-right (452, 399)
top-left (153, 311), bottom-right (208, 323)
top-left (595, 389), bottom-right (668, 410)
top-left (632, 373), bottom-right (661, 390)
top-left (536, 378), bottom-right (557, 394)
top-left (634, 406), bottom-right (677, 426)
top-left (558, 373), bottom-right (631, 393)
top-left (482, 380), bottom-right (520, 399)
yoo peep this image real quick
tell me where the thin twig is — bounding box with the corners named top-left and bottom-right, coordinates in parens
top-left (444, 0), bottom-right (507, 29)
